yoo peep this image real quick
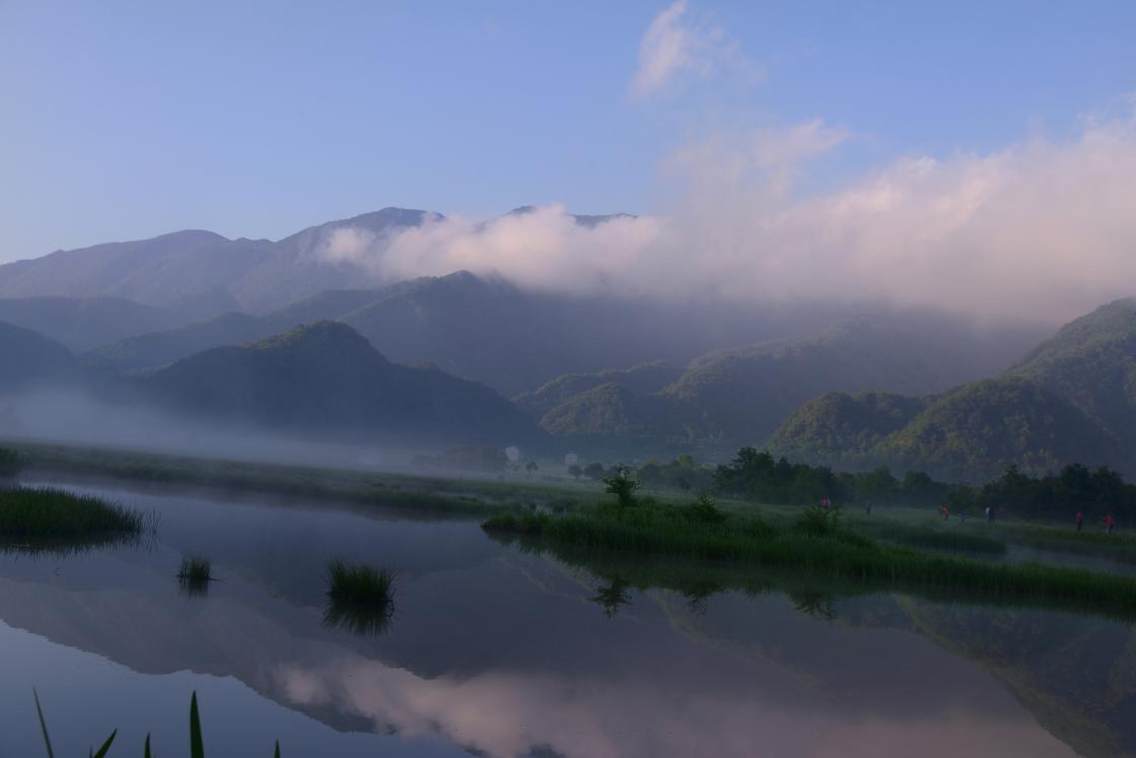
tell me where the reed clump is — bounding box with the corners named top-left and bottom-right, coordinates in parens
top-left (178, 557), bottom-right (213, 594)
top-left (0, 487), bottom-right (143, 540)
top-left (325, 560), bottom-right (395, 634)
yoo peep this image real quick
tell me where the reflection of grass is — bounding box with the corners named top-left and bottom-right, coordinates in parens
top-left (788, 588), bottom-right (836, 620)
top-left (178, 557), bottom-right (213, 595)
top-left (0, 487), bottom-right (144, 556)
top-left (484, 502), bottom-right (1136, 619)
top-left (324, 561), bottom-right (395, 635)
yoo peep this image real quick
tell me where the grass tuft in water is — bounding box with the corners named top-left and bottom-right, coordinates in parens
top-left (325, 560), bottom-right (395, 635)
top-left (0, 487), bottom-right (143, 540)
top-left (178, 557), bottom-right (213, 594)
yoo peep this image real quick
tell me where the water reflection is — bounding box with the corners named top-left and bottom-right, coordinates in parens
top-left (0, 480), bottom-right (1126, 757)
top-left (324, 596), bottom-right (395, 636)
top-left (788, 588), bottom-right (836, 620)
top-left (590, 577), bottom-right (631, 618)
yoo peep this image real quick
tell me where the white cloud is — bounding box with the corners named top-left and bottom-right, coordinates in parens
top-left (320, 226), bottom-right (377, 263)
top-left (321, 114), bottom-right (1136, 325)
top-left (630, 1), bottom-right (750, 99)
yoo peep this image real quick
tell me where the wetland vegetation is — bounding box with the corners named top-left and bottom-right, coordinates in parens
top-left (485, 494), bottom-right (1136, 619)
top-left (324, 560), bottom-right (396, 635)
top-left (177, 557), bottom-right (213, 594)
top-left (0, 486), bottom-right (143, 543)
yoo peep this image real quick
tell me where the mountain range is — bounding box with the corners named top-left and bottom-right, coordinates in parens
top-left (6, 205), bottom-right (1133, 478)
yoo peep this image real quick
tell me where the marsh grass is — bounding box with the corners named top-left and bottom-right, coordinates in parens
top-left (484, 500), bottom-right (1136, 618)
top-left (324, 561), bottom-right (395, 634)
top-left (178, 557), bottom-right (213, 595)
top-left (0, 487), bottom-right (144, 556)
top-left (853, 520), bottom-right (1008, 555)
top-left (33, 689), bottom-right (280, 756)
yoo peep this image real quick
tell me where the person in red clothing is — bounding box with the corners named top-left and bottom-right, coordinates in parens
top-left (1075, 511), bottom-right (1084, 532)
top-left (1105, 513), bottom-right (1117, 535)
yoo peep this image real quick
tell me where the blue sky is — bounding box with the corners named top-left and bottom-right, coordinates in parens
top-left (2, 0), bottom-right (1135, 261)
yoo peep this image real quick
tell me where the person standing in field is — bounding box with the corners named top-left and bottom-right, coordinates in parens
top-left (1105, 513), bottom-right (1117, 535)
top-left (984, 505), bottom-right (992, 522)
top-left (1075, 511), bottom-right (1084, 532)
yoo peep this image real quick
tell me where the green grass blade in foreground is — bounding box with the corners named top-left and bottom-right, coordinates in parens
top-left (190, 691), bottom-right (204, 758)
top-left (275, 739), bottom-right (281, 757)
top-left (144, 733), bottom-right (152, 758)
top-left (33, 689), bottom-right (54, 758)
top-left (91, 729), bottom-right (116, 758)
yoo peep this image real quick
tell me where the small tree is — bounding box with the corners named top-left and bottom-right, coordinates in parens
top-left (525, 460), bottom-right (539, 477)
top-left (0, 448), bottom-right (20, 480)
top-left (568, 464), bottom-right (582, 480)
top-left (603, 466), bottom-right (640, 508)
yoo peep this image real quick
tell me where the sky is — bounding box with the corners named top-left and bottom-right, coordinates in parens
top-left (2, 1), bottom-right (1136, 322)
top-left (1, 0), bottom-right (1132, 255)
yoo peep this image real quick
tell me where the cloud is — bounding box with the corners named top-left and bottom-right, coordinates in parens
top-left (276, 656), bottom-right (1068, 758)
top-left (630, 1), bottom-right (749, 99)
top-left (321, 114), bottom-right (1136, 325)
top-left (320, 226), bottom-right (378, 263)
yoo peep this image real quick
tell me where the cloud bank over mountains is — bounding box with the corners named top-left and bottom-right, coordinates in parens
top-left (320, 110), bottom-right (1136, 325)
top-left (311, 3), bottom-right (1136, 325)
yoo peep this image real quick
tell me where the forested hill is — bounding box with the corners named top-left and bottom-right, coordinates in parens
top-left (770, 299), bottom-right (1136, 481)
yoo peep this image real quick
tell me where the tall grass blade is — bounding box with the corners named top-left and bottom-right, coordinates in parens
top-left (189, 691), bottom-right (204, 758)
top-left (91, 730), bottom-right (117, 758)
top-left (144, 733), bottom-right (153, 758)
top-left (274, 740), bottom-right (281, 758)
top-left (33, 688), bottom-right (54, 758)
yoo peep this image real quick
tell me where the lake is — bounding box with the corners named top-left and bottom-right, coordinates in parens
top-left (0, 480), bottom-right (1129, 757)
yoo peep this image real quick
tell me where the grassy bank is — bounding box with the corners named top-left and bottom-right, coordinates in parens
top-left (484, 502), bottom-right (1136, 618)
top-left (0, 487), bottom-right (143, 541)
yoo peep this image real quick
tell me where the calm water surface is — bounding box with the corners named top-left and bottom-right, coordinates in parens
top-left (0, 480), bottom-right (1130, 757)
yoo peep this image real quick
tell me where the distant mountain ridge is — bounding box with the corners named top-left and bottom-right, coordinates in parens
top-left (0, 321), bottom-right (78, 393)
top-left (0, 208), bottom-right (435, 313)
top-left (82, 269), bottom-right (891, 395)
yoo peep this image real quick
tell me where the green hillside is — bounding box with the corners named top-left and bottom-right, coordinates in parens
top-left (770, 300), bottom-right (1136, 479)
top-left (769, 392), bottom-right (927, 466)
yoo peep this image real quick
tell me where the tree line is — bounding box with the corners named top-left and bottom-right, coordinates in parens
top-left (587, 447), bottom-right (1136, 524)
